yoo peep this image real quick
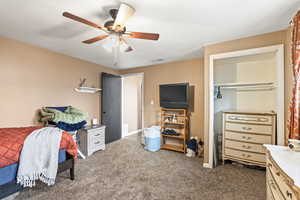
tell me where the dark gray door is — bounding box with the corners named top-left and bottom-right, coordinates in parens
top-left (101, 73), bottom-right (122, 144)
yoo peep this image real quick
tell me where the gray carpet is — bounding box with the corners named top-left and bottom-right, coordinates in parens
top-left (8, 135), bottom-right (266, 200)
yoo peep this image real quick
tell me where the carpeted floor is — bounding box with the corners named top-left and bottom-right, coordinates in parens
top-left (7, 135), bottom-right (266, 200)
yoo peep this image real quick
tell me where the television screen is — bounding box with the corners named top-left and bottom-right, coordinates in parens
top-left (159, 83), bottom-right (189, 109)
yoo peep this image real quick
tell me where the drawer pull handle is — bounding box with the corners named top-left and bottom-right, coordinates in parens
top-left (94, 141), bottom-right (100, 144)
top-left (286, 191), bottom-right (292, 198)
top-left (242, 154), bottom-right (251, 158)
top-left (269, 180), bottom-right (277, 190)
top-left (242, 136), bottom-right (252, 140)
top-left (242, 145), bottom-right (251, 149)
top-left (268, 163), bottom-right (273, 168)
top-left (242, 127), bottom-right (252, 131)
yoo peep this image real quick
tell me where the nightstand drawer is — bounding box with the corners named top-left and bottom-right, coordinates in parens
top-left (88, 128), bottom-right (105, 136)
top-left (224, 148), bottom-right (265, 163)
top-left (226, 122), bottom-right (272, 135)
top-left (92, 140), bottom-right (105, 151)
top-left (225, 131), bottom-right (272, 144)
top-left (89, 131), bottom-right (104, 141)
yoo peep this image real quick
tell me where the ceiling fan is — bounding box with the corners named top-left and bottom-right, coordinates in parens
top-left (63, 3), bottom-right (159, 53)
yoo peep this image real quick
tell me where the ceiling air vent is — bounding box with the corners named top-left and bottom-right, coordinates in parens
top-left (152, 58), bottom-right (164, 63)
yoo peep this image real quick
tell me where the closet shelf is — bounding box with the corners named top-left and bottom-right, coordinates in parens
top-left (75, 87), bottom-right (102, 93)
top-left (214, 82), bottom-right (274, 87)
top-left (214, 82), bottom-right (276, 90)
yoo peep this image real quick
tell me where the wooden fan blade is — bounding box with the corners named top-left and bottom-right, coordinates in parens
top-left (63, 12), bottom-right (105, 31)
top-left (128, 32), bottom-right (159, 40)
top-left (82, 35), bottom-right (109, 44)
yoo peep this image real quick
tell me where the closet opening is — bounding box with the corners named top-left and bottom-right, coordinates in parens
top-left (121, 73), bottom-right (144, 138)
top-left (206, 45), bottom-right (284, 168)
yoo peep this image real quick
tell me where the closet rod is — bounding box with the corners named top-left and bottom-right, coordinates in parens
top-left (221, 86), bottom-right (276, 90)
top-left (214, 82), bottom-right (274, 88)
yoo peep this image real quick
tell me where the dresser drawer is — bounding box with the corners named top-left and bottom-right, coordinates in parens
top-left (224, 148), bottom-right (265, 163)
top-left (267, 160), bottom-right (298, 200)
top-left (226, 114), bottom-right (273, 125)
top-left (226, 122), bottom-right (272, 135)
top-left (224, 140), bottom-right (265, 154)
top-left (225, 131), bottom-right (272, 144)
top-left (267, 182), bottom-right (275, 200)
top-left (267, 170), bottom-right (285, 200)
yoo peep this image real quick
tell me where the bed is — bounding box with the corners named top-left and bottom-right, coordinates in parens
top-left (0, 127), bottom-right (77, 199)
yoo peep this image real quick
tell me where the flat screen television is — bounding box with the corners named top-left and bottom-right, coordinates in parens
top-left (159, 83), bottom-right (189, 109)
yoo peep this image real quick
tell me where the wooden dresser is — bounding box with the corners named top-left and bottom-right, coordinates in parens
top-left (265, 145), bottom-right (300, 200)
top-left (222, 111), bottom-right (276, 167)
top-left (78, 125), bottom-right (106, 157)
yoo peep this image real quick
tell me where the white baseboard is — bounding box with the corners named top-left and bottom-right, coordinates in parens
top-left (203, 163), bottom-right (212, 168)
top-left (123, 129), bottom-right (143, 137)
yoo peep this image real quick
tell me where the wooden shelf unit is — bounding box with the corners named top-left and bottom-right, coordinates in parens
top-left (160, 108), bottom-right (189, 153)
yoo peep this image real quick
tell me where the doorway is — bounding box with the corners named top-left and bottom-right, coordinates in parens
top-left (121, 73), bottom-right (144, 138)
top-left (101, 73), bottom-right (122, 144)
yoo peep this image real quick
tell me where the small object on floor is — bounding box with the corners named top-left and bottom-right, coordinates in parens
top-left (186, 137), bottom-right (198, 157)
top-left (198, 140), bottom-right (204, 157)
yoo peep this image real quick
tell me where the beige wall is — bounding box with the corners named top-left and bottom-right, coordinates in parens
top-left (123, 75), bottom-right (143, 133)
top-left (0, 37), bottom-right (118, 127)
top-left (120, 58), bottom-right (204, 139)
top-left (203, 29), bottom-right (293, 163)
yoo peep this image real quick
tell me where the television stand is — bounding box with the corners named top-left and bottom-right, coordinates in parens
top-left (160, 108), bottom-right (189, 153)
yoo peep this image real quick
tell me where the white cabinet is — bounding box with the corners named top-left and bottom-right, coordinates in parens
top-left (78, 125), bottom-right (106, 157)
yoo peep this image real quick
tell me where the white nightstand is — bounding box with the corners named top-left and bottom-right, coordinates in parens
top-left (78, 125), bottom-right (106, 157)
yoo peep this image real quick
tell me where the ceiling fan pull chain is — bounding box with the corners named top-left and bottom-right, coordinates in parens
top-left (113, 43), bottom-right (120, 67)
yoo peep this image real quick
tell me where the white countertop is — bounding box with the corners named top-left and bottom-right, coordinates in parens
top-left (264, 144), bottom-right (300, 188)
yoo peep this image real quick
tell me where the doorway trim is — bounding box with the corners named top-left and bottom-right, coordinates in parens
top-left (121, 73), bottom-right (145, 138)
top-left (205, 44), bottom-right (284, 168)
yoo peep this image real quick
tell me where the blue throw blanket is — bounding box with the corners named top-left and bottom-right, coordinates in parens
top-left (48, 120), bottom-right (86, 131)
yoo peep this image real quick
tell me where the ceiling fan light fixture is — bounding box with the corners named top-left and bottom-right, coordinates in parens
top-left (113, 3), bottom-right (135, 30)
top-left (102, 35), bottom-right (114, 52)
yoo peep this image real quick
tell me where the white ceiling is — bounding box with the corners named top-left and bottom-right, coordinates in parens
top-left (0, 0), bottom-right (299, 69)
